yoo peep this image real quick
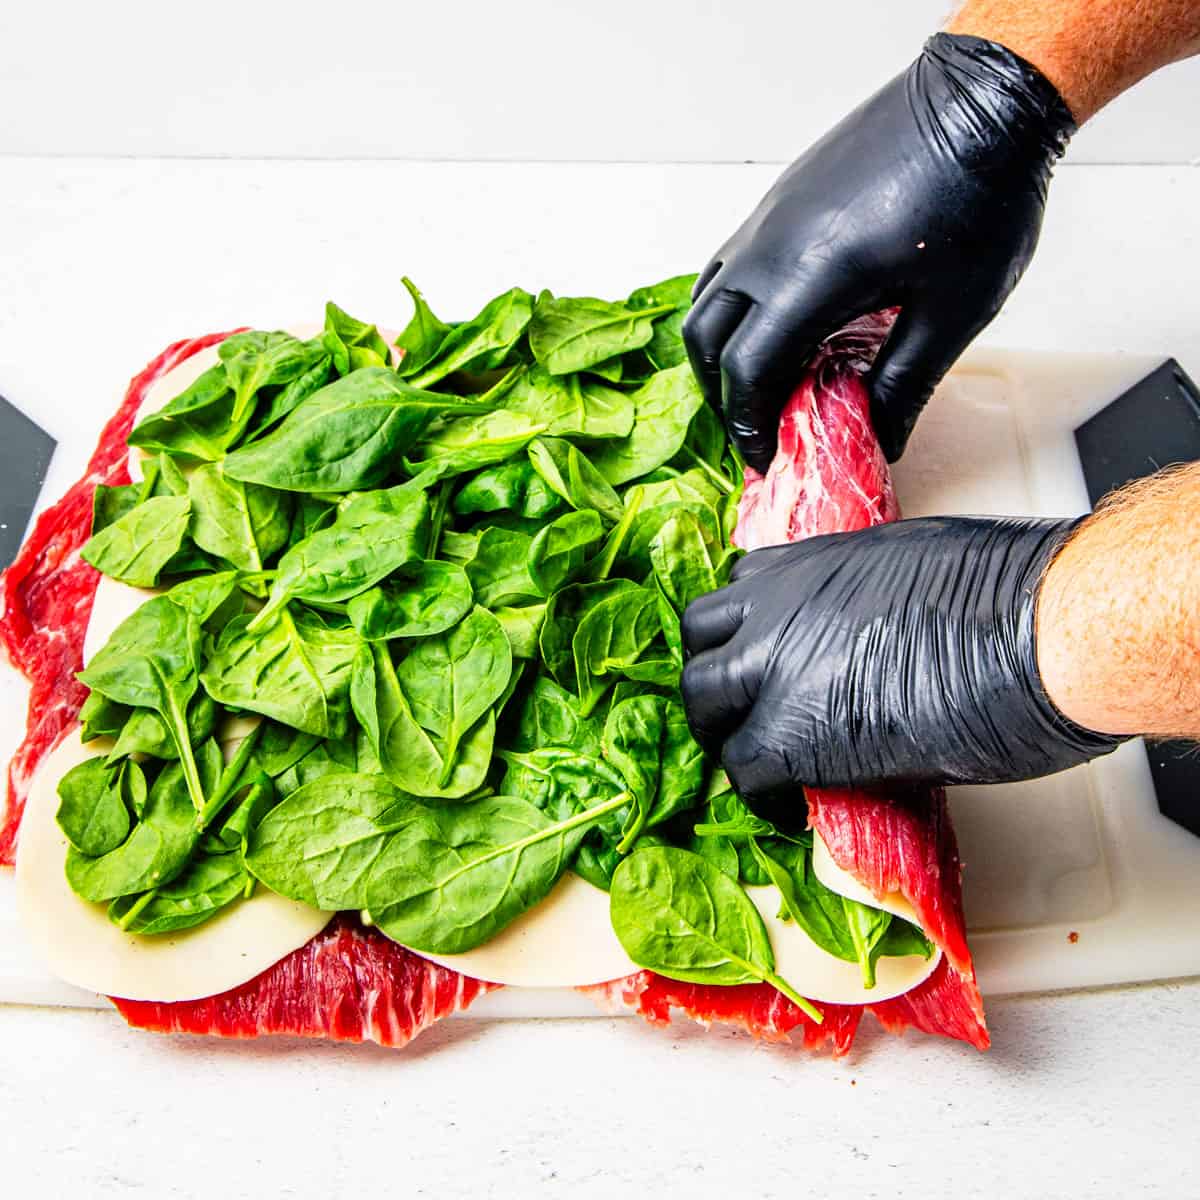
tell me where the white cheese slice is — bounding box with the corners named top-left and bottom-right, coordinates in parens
top-left (20, 728), bottom-right (940, 1003)
top-left (811, 831), bottom-right (922, 926)
top-left (415, 872), bottom-right (639, 988)
top-left (15, 733), bottom-right (330, 1003)
top-left (414, 872), bottom-right (939, 1003)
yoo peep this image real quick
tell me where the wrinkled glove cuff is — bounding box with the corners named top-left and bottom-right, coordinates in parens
top-left (920, 33), bottom-right (1077, 172)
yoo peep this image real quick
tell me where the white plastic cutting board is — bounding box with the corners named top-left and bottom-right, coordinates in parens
top-left (1, 346), bottom-right (1197, 1020)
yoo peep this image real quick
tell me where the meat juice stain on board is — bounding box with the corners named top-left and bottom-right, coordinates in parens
top-left (0, 393), bottom-right (56, 569)
top-left (1074, 358), bottom-right (1200, 838)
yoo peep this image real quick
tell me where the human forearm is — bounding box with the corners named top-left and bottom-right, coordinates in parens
top-left (948, 0), bottom-right (1200, 122)
top-left (1038, 463), bottom-right (1200, 738)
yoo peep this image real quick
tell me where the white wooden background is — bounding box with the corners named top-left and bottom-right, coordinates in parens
top-left (0, 0), bottom-right (1197, 164)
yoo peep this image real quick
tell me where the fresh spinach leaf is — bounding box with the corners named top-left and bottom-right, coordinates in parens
top-left (528, 509), bottom-right (603, 595)
top-left (609, 846), bottom-right (822, 1022)
top-left (188, 463), bottom-right (292, 573)
top-left (571, 584), bottom-right (660, 716)
top-left (253, 484), bottom-right (429, 626)
top-left (527, 437), bottom-right (623, 524)
top-left (78, 595), bottom-right (208, 812)
top-left (127, 364), bottom-right (238, 462)
top-left (108, 849), bottom-right (249, 934)
top-left (109, 690), bottom-right (216, 762)
top-left (322, 301), bottom-right (391, 375)
top-left (223, 368), bottom-right (485, 493)
top-left (406, 410), bottom-right (547, 480)
top-left (602, 694), bottom-right (705, 849)
top-left (453, 460), bottom-right (562, 521)
top-left (347, 561), bottom-right (473, 640)
top-left (538, 579), bottom-right (639, 694)
top-left (463, 527), bottom-right (541, 608)
top-left (253, 720), bottom-right (322, 778)
top-left (364, 789), bottom-right (628, 953)
top-left (64, 740), bottom-right (223, 902)
top-left (502, 366), bottom-right (635, 440)
top-left (247, 356), bottom-right (335, 440)
top-left (79, 691), bottom-right (130, 743)
top-left (246, 772), bottom-right (402, 910)
top-left (528, 293), bottom-right (674, 375)
top-left (842, 897), bottom-right (894, 990)
top-left (166, 571), bottom-right (242, 626)
top-left (201, 609), bottom-right (359, 738)
top-left (627, 273), bottom-right (697, 371)
top-left (394, 607), bottom-right (512, 786)
top-left (510, 676), bottom-right (603, 757)
top-left (591, 364), bottom-right (706, 486)
top-left (492, 604), bottom-right (546, 659)
top-left (55, 757), bottom-right (137, 857)
top-left (407, 286), bottom-right (534, 389)
top-left (350, 642), bottom-right (495, 799)
top-left (80, 494), bottom-right (191, 587)
top-left (395, 277), bottom-right (453, 378)
top-left (219, 330), bottom-right (329, 432)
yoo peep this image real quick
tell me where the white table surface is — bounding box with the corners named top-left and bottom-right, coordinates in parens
top-left (1, 157), bottom-right (1198, 1198)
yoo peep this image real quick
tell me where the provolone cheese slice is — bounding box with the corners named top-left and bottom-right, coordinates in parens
top-left (15, 734), bottom-right (330, 1003)
top-left (811, 832), bottom-right (921, 926)
top-left (416, 872), bottom-right (639, 988)
top-left (411, 873), bottom-right (939, 1003)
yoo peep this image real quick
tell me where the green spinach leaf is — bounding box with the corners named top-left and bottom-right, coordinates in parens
top-left (246, 772), bottom-right (402, 910)
top-left (201, 609), bottom-right (359, 738)
top-left (407, 286), bottom-right (534, 389)
top-left (609, 846), bottom-right (821, 1022)
top-left (364, 790), bottom-right (627, 953)
top-left (453, 460), bottom-right (562, 520)
top-left (591, 365), bottom-right (706, 486)
top-left (64, 740), bottom-right (223, 902)
top-left (223, 368), bottom-right (485, 493)
top-left (253, 484), bottom-right (429, 626)
top-left (78, 595), bottom-right (208, 812)
top-left (55, 757), bottom-right (139, 857)
top-left (627, 273), bottom-right (697, 370)
top-left (81, 494), bottom-right (191, 587)
top-left (527, 437), bottom-right (623, 524)
top-left (528, 293), bottom-right (674, 375)
top-left (347, 561), bottom-right (473, 641)
top-left (127, 364), bottom-right (238, 463)
top-left (322, 301), bottom-right (391, 374)
top-left (188, 464), bottom-right (292, 573)
top-left (395, 276), bottom-right (453, 378)
top-left (394, 607), bottom-right (512, 785)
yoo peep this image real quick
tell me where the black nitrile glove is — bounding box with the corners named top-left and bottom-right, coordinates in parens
top-left (683, 33), bottom-right (1076, 469)
top-left (680, 517), bottom-right (1123, 815)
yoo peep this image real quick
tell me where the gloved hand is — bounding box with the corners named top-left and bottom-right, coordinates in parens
top-left (680, 517), bottom-right (1123, 815)
top-left (682, 33), bottom-right (1076, 469)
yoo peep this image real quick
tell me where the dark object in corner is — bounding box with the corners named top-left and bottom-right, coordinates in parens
top-left (1074, 358), bottom-right (1200, 838)
top-left (0, 393), bottom-right (57, 570)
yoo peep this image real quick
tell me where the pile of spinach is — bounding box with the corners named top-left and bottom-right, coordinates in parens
top-left (61, 279), bottom-right (931, 1004)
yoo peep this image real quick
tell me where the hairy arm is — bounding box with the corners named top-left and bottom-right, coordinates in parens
top-left (1038, 462), bottom-right (1200, 738)
top-left (948, 0), bottom-right (1200, 122)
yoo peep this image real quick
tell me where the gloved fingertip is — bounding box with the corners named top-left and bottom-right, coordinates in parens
top-left (730, 428), bottom-right (776, 475)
